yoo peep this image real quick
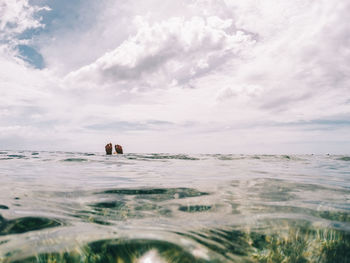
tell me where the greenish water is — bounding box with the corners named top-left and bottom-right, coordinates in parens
top-left (0, 151), bottom-right (349, 262)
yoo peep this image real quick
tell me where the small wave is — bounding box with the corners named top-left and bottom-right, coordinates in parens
top-left (178, 205), bottom-right (212, 213)
top-left (7, 154), bottom-right (26, 159)
top-left (217, 156), bottom-right (236, 160)
top-left (338, 156), bottom-right (350, 161)
top-left (90, 200), bottom-right (125, 209)
top-left (215, 155), bottom-right (246, 160)
top-left (102, 188), bottom-right (168, 195)
top-left (128, 154), bottom-right (199, 160)
top-left (252, 156), bottom-right (261, 159)
top-left (84, 188), bottom-right (210, 220)
top-left (0, 239), bottom-right (9, 245)
top-left (100, 188), bottom-right (209, 200)
top-left (71, 213), bottom-right (112, 225)
top-left (62, 158), bottom-right (88, 162)
top-left (0, 215), bottom-right (61, 236)
top-left (279, 155), bottom-right (305, 161)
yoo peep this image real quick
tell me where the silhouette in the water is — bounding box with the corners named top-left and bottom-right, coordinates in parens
top-left (115, 144), bottom-right (123, 154)
top-left (105, 143), bottom-right (113, 155)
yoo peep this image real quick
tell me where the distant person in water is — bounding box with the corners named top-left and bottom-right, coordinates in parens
top-left (115, 144), bottom-right (123, 154)
top-left (105, 143), bottom-right (113, 155)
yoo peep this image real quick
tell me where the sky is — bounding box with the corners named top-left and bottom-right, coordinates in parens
top-left (0, 0), bottom-right (349, 154)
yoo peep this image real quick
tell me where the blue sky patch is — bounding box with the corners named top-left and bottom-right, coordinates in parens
top-left (17, 45), bottom-right (45, 69)
top-left (30, 0), bottom-right (102, 34)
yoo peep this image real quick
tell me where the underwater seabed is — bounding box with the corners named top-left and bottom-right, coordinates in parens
top-left (1, 218), bottom-right (350, 263)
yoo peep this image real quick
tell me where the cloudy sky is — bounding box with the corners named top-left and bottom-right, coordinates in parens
top-left (0, 0), bottom-right (349, 154)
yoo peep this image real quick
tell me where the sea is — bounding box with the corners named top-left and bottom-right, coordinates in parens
top-left (0, 151), bottom-right (349, 262)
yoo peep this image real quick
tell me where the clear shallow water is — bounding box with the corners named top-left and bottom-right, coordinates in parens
top-left (0, 151), bottom-right (350, 262)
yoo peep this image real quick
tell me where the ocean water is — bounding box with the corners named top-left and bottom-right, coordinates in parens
top-left (0, 151), bottom-right (350, 263)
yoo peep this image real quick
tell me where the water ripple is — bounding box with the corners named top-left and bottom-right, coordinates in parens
top-left (0, 151), bottom-right (349, 262)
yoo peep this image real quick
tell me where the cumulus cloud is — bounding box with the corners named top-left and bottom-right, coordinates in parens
top-left (0, 0), bottom-right (50, 111)
top-left (65, 16), bottom-right (254, 90)
top-left (0, 0), bottom-right (49, 43)
top-left (196, 0), bottom-right (350, 125)
top-left (216, 85), bottom-right (262, 102)
top-left (0, 0), bottom-right (350, 153)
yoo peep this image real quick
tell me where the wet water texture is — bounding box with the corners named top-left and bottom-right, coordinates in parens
top-left (0, 151), bottom-right (349, 262)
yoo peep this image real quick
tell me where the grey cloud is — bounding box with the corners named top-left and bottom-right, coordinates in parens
top-left (85, 120), bottom-right (174, 132)
top-left (260, 93), bottom-right (313, 112)
top-left (66, 16), bottom-right (254, 90)
top-left (252, 118), bottom-right (350, 131)
top-left (102, 47), bottom-right (176, 82)
top-left (278, 119), bottom-right (350, 131)
top-left (2, 0), bottom-right (350, 153)
top-left (205, 118), bottom-right (350, 133)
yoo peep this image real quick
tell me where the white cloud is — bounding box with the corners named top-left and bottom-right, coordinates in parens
top-left (216, 85), bottom-right (262, 102)
top-left (65, 16), bottom-right (254, 91)
top-left (0, 0), bottom-right (349, 153)
top-left (0, 0), bottom-right (49, 43)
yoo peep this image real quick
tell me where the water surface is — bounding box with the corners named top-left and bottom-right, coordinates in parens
top-left (0, 151), bottom-right (349, 262)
